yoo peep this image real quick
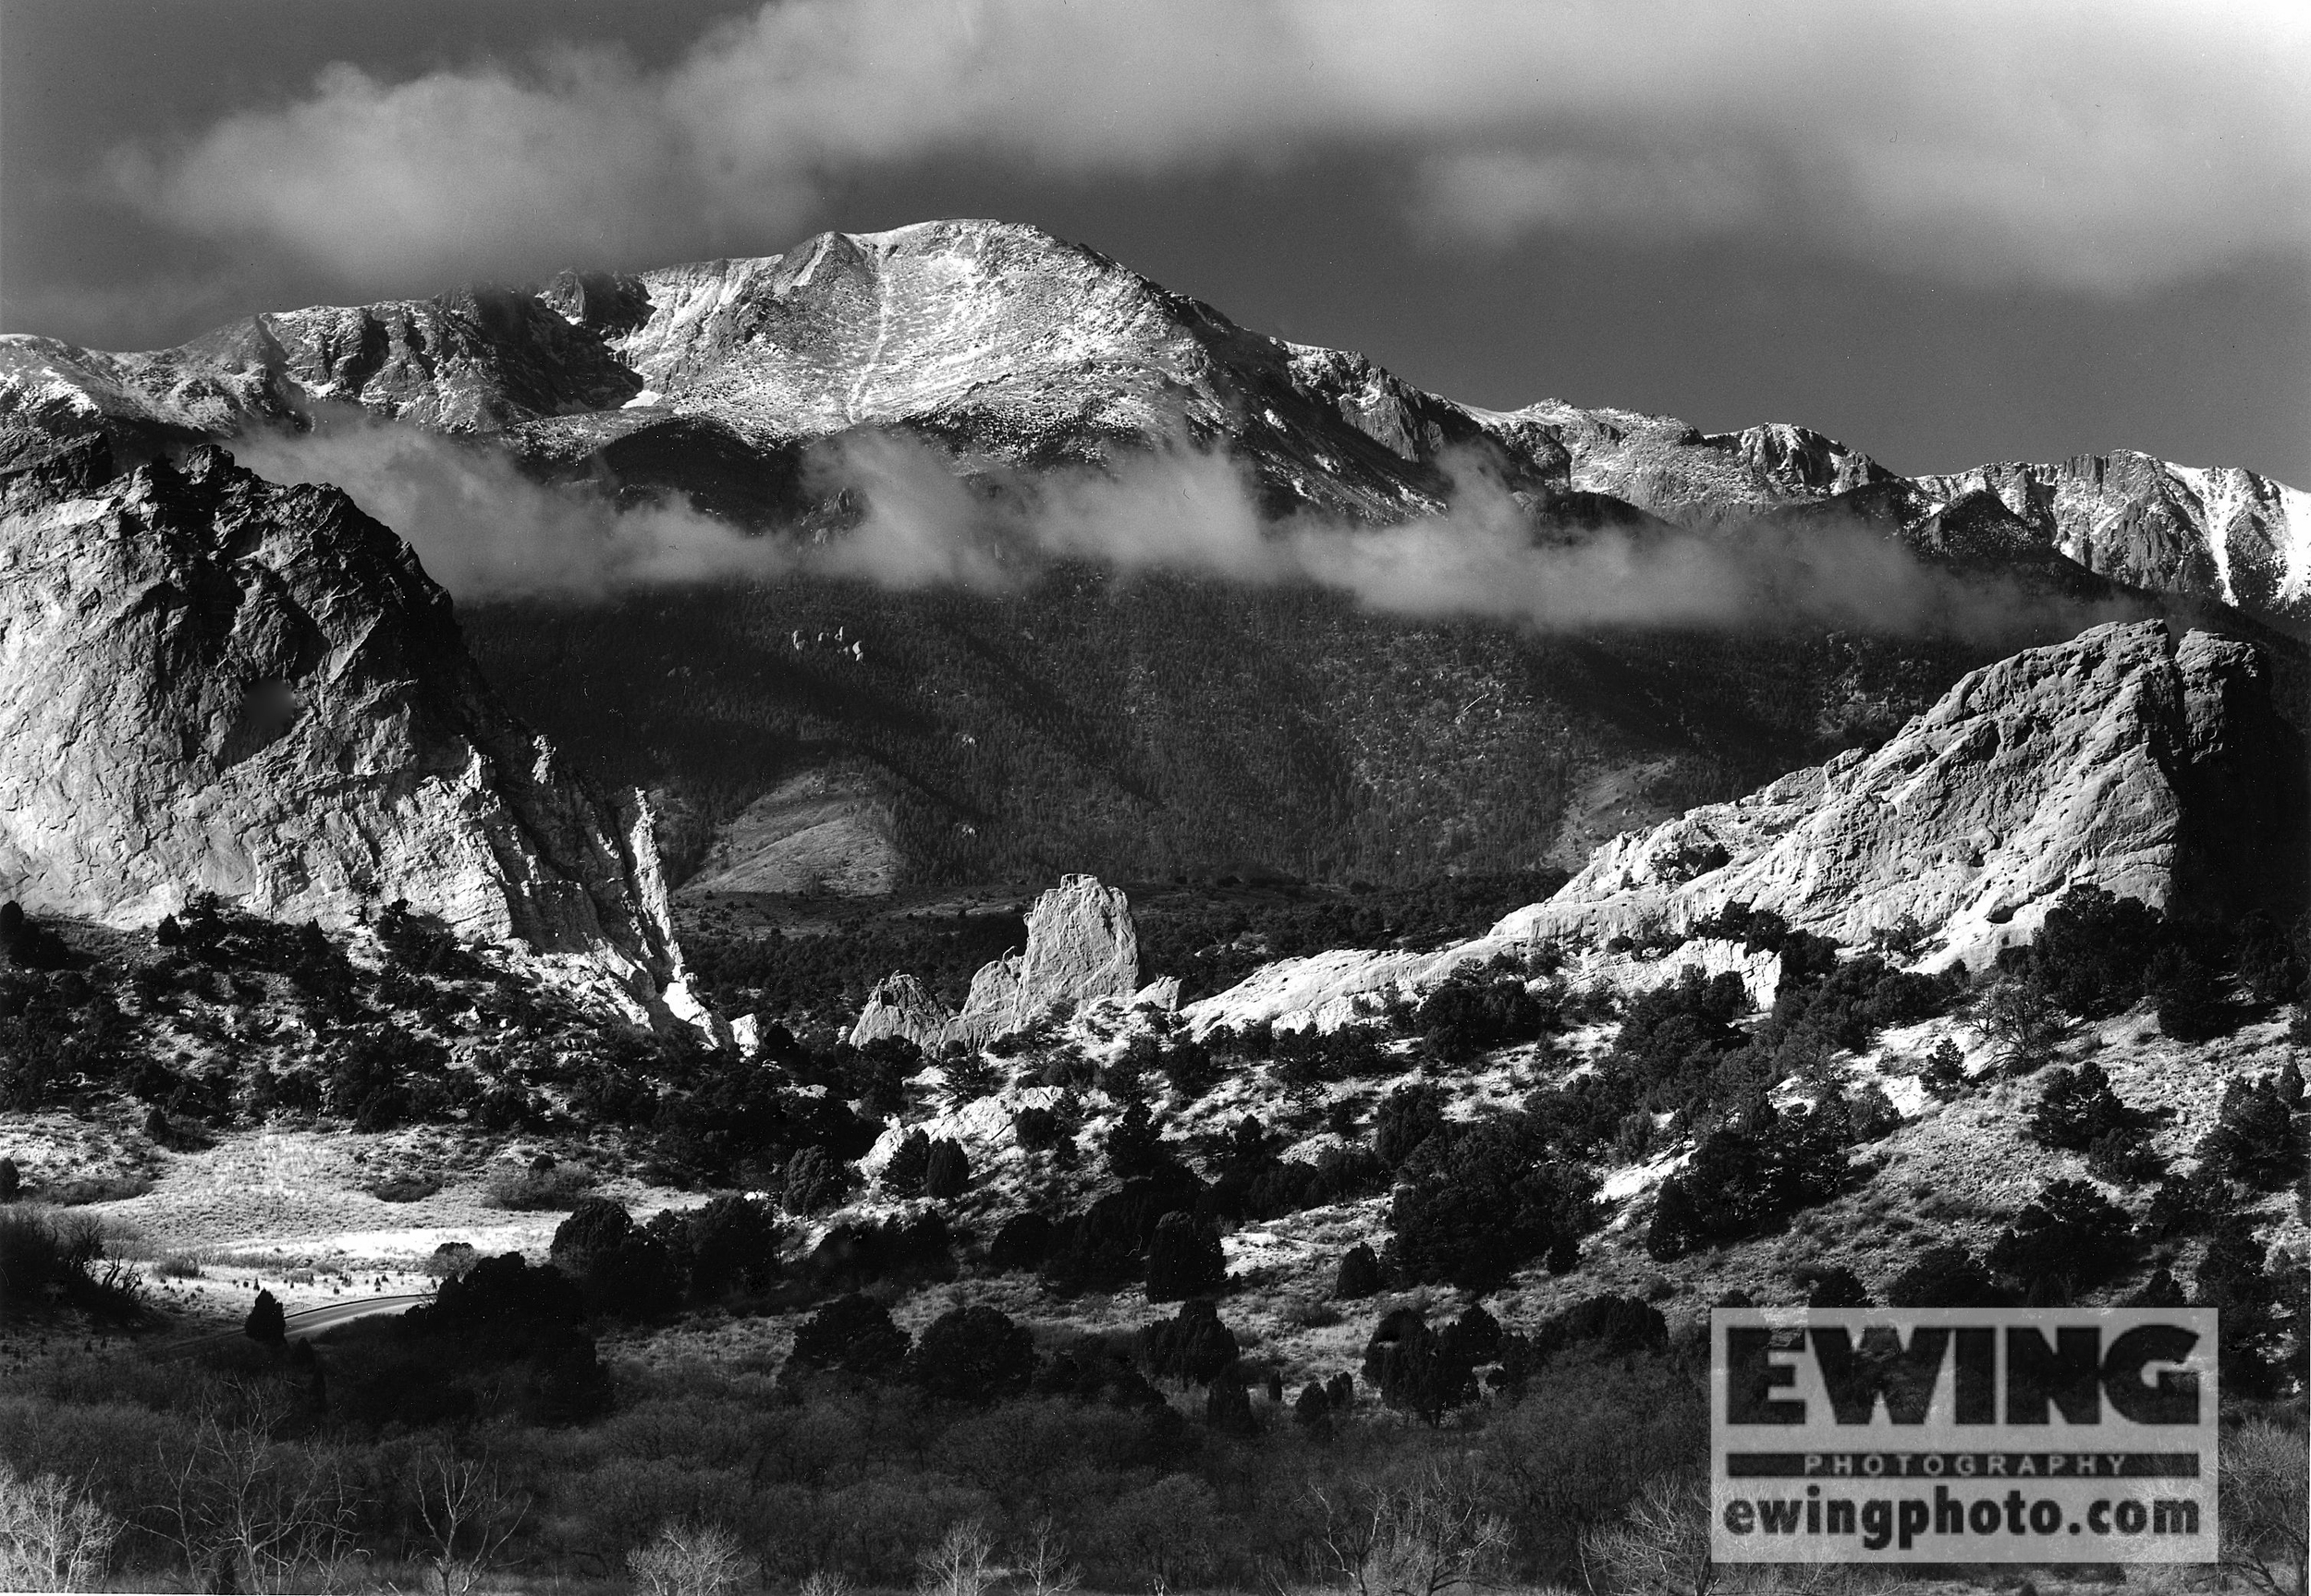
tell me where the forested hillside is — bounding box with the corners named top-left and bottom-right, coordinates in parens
top-left (465, 568), bottom-right (2003, 891)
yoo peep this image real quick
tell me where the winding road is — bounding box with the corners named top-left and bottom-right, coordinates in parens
top-left (159, 1292), bottom-right (431, 1357)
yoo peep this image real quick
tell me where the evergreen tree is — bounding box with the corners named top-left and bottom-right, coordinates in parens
top-left (1144, 1211), bottom-right (1226, 1301)
top-left (789, 1292), bottom-right (911, 1379)
top-left (883, 1128), bottom-right (932, 1197)
top-left (1334, 1242), bottom-right (1382, 1299)
top-left (923, 1138), bottom-right (971, 1200)
top-left (2198, 1072), bottom-right (2305, 1191)
top-left (1805, 1266), bottom-right (1872, 1309)
top-left (910, 1305), bottom-right (1036, 1403)
top-left (1360, 1307), bottom-right (1475, 1426)
top-left (244, 1288), bottom-right (286, 1346)
top-left (1986, 1179), bottom-right (2139, 1296)
top-left (1884, 1246), bottom-right (2012, 1308)
top-left (2195, 1217), bottom-right (2286, 1398)
top-left (1143, 1298), bottom-right (1241, 1386)
top-left (1205, 1370), bottom-right (1256, 1435)
top-left (1105, 1099), bottom-right (1170, 1179)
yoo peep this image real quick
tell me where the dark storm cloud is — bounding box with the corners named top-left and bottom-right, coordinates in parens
top-left (109, 0), bottom-right (2310, 295)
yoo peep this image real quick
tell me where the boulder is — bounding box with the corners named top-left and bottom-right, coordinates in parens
top-left (848, 973), bottom-right (958, 1051)
top-left (1496, 620), bottom-right (2306, 969)
top-left (1133, 975), bottom-right (1182, 1012)
top-left (0, 440), bottom-right (687, 1011)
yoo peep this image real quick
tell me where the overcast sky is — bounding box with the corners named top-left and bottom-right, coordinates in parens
top-left (6, 0), bottom-right (2306, 483)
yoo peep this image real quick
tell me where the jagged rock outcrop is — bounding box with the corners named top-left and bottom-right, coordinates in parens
top-left (951, 873), bottom-right (1140, 1044)
top-left (1917, 452), bottom-right (2310, 630)
top-left (0, 434), bottom-right (687, 1006)
top-left (847, 973), bottom-right (958, 1052)
top-left (1494, 620), bottom-right (2307, 968)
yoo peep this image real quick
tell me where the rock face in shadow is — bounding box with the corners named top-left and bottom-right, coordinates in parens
top-left (0, 436), bottom-right (684, 1004)
top-left (1495, 619), bottom-right (2307, 969)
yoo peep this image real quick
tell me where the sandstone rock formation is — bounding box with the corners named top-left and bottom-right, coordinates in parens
top-left (847, 974), bottom-right (958, 1052)
top-left (0, 434), bottom-right (687, 1008)
top-left (945, 873), bottom-right (1141, 1045)
top-left (1494, 620), bottom-right (2306, 968)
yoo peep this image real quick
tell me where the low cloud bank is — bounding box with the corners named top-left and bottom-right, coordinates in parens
top-left (234, 417), bottom-right (2140, 642)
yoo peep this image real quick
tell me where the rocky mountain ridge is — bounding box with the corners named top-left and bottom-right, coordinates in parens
top-left (3, 218), bottom-right (2303, 629)
top-left (0, 431), bottom-right (701, 1022)
top-left (1175, 618), bottom-right (2307, 1032)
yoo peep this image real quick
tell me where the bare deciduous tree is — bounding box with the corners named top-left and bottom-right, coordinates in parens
top-left (1011, 1516), bottom-right (1082, 1596)
top-left (917, 1519), bottom-right (998, 1596)
top-left (627, 1521), bottom-right (757, 1596)
top-left (2220, 1419), bottom-right (2309, 1596)
top-left (411, 1448), bottom-right (529, 1596)
top-left (156, 1388), bottom-right (359, 1593)
top-left (1580, 1474), bottom-right (1712, 1596)
top-left (1309, 1464), bottom-right (1511, 1596)
top-left (0, 1462), bottom-right (122, 1592)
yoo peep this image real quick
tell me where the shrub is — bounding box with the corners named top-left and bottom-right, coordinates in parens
top-left (800, 1212), bottom-right (955, 1295)
top-left (883, 1129), bottom-right (932, 1197)
top-left (1388, 1115), bottom-right (1597, 1290)
top-left (1204, 1371), bottom-right (1256, 1435)
top-left (484, 1159), bottom-right (595, 1211)
top-left (1143, 1212), bottom-right (1226, 1302)
top-left (1985, 1179), bottom-right (2139, 1297)
top-left (370, 1173), bottom-right (441, 1203)
top-left (551, 1199), bottom-right (681, 1320)
top-left (1374, 1084), bottom-right (1447, 1167)
top-left (922, 1139), bottom-right (971, 1200)
top-left (1416, 964), bottom-right (1547, 1062)
top-left (1013, 1106), bottom-right (1061, 1152)
top-left (2085, 1128), bottom-right (2167, 1186)
top-left (0, 1209), bottom-right (143, 1322)
top-left (910, 1304), bottom-right (1036, 1403)
top-left (645, 1195), bottom-right (785, 1302)
top-left (2198, 1071), bottom-right (2305, 1191)
top-left (789, 1292), bottom-right (911, 1379)
top-left (1531, 1294), bottom-right (1669, 1362)
top-left (1104, 1100), bottom-right (1171, 1179)
top-left (1645, 1103), bottom-right (1849, 1260)
top-left (1334, 1242), bottom-right (1381, 1299)
top-left (1361, 1307), bottom-right (1475, 1425)
top-left (1142, 1298), bottom-right (1240, 1386)
top-left (0, 1157), bottom-right (17, 1201)
top-left (1920, 1037), bottom-right (1966, 1095)
top-left (2147, 945), bottom-right (2227, 1040)
top-left (988, 1212), bottom-right (1054, 1273)
top-left (1975, 976), bottom-right (2064, 1072)
top-left (783, 1147), bottom-right (855, 1215)
top-left (2143, 1166), bottom-right (2231, 1240)
top-left (1884, 1246), bottom-right (2013, 1308)
top-left (942, 1052), bottom-right (1001, 1107)
top-left (2028, 884), bottom-right (2167, 1017)
top-left (1804, 1266), bottom-right (1872, 1309)
top-left (1161, 1037), bottom-right (1223, 1102)
top-left (2195, 1216), bottom-right (2290, 1399)
top-left (153, 1251), bottom-right (203, 1279)
top-left (2029, 1060), bottom-right (2156, 1151)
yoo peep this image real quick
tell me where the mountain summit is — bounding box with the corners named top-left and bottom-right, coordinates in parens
top-left (5, 218), bottom-right (2303, 628)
